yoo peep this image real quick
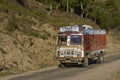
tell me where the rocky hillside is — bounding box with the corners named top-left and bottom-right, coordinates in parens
top-left (0, 0), bottom-right (57, 72)
top-left (0, 24), bottom-right (56, 72)
top-left (0, 0), bottom-right (120, 73)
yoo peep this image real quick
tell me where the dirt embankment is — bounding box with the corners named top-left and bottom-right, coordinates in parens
top-left (0, 2), bottom-right (57, 72)
top-left (0, 0), bottom-right (120, 74)
top-left (106, 32), bottom-right (120, 54)
top-left (0, 24), bottom-right (57, 72)
top-left (0, 29), bottom-right (120, 73)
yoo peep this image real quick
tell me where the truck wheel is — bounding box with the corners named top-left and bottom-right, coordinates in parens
top-left (82, 58), bottom-right (89, 67)
top-left (97, 55), bottom-right (104, 64)
top-left (58, 63), bottom-right (66, 68)
top-left (0, 67), bottom-right (3, 71)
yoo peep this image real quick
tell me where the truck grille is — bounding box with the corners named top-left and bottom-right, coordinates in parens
top-left (64, 50), bottom-right (74, 57)
top-left (59, 48), bottom-right (80, 58)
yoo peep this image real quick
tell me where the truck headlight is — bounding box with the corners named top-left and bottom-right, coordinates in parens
top-left (57, 51), bottom-right (60, 57)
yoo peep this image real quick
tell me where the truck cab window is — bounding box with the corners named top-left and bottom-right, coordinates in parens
top-left (70, 35), bottom-right (82, 45)
top-left (58, 36), bottom-right (67, 45)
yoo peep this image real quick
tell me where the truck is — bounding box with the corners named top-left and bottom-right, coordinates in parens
top-left (56, 25), bottom-right (106, 67)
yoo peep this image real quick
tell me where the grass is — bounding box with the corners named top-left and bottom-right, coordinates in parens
top-left (0, 1), bottom-right (99, 38)
top-left (46, 12), bottom-right (99, 28)
top-left (0, 2), bottom-right (30, 15)
top-left (47, 13), bottom-right (81, 27)
top-left (6, 19), bottom-right (17, 32)
top-left (33, 10), bottom-right (47, 20)
top-left (0, 71), bottom-right (15, 77)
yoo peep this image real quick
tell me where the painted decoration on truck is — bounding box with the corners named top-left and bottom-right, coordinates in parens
top-left (72, 26), bottom-right (79, 32)
top-left (60, 26), bottom-right (79, 32)
top-left (60, 26), bottom-right (66, 32)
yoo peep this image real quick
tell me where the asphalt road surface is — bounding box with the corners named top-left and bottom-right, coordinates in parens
top-left (2, 53), bottom-right (120, 80)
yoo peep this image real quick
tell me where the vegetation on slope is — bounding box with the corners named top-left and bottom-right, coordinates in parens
top-left (0, 0), bottom-right (119, 76)
top-left (0, 0), bottom-right (99, 73)
top-left (0, 0), bottom-right (100, 37)
top-left (37, 0), bottom-right (120, 30)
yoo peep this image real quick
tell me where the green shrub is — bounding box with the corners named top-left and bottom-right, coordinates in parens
top-left (6, 19), bottom-right (17, 32)
top-left (30, 31), bottom-right (40, 37)
top-left (39, 34), bottom-right (48, 40)
top-left (13, 40), bottom-right (18, 45)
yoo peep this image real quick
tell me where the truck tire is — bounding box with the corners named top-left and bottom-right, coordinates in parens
top-left (82, 58), bottom-right (89, 67)
top-left (97, 54), bottom-right (104, 64)
top-left (0, 67), bottom-right (3, 71)
top-left (58, 63), bottom-right (66, 68)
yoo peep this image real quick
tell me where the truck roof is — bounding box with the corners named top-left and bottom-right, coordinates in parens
top-left (59, 25), bottom-right (106, 35)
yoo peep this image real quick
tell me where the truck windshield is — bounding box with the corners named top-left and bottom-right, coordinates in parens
top-left (70, 35), bottom-right (82, 45)
top-left (58, 36), bottom-right (67, 45)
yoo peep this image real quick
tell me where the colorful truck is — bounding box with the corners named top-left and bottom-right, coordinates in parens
top-left (56, 25), bottom-right (106, 67)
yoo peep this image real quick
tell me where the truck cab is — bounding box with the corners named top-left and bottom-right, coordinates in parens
top-left (56, 25), bottom-right (86, 67)
top-left (56, 25), bottom-right (106, 67)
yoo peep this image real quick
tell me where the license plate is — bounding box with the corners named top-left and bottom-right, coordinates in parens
top-left (66, 60), bottom-right (71, 63)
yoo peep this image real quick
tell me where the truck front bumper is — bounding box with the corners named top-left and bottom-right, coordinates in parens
top-left (59, 58), bottom-right (83, 64)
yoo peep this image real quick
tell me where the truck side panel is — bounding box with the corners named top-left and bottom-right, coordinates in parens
top-left (84, 34), bottom-right (106, 52)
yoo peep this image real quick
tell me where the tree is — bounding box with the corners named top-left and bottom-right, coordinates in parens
top-left (36, 0), bottom-right (120, 30)
top-left (55, 0), bottom-right (61, 10)
top-left (69, 0), bottom-right (77, 13)
top-left (76, 0), bottom-right (94, 18)
top-left (105, 0), bottom-right (120, 28)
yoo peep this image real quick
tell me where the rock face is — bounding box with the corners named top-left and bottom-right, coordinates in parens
top-left (0, 30), bottom-right (56, 72)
